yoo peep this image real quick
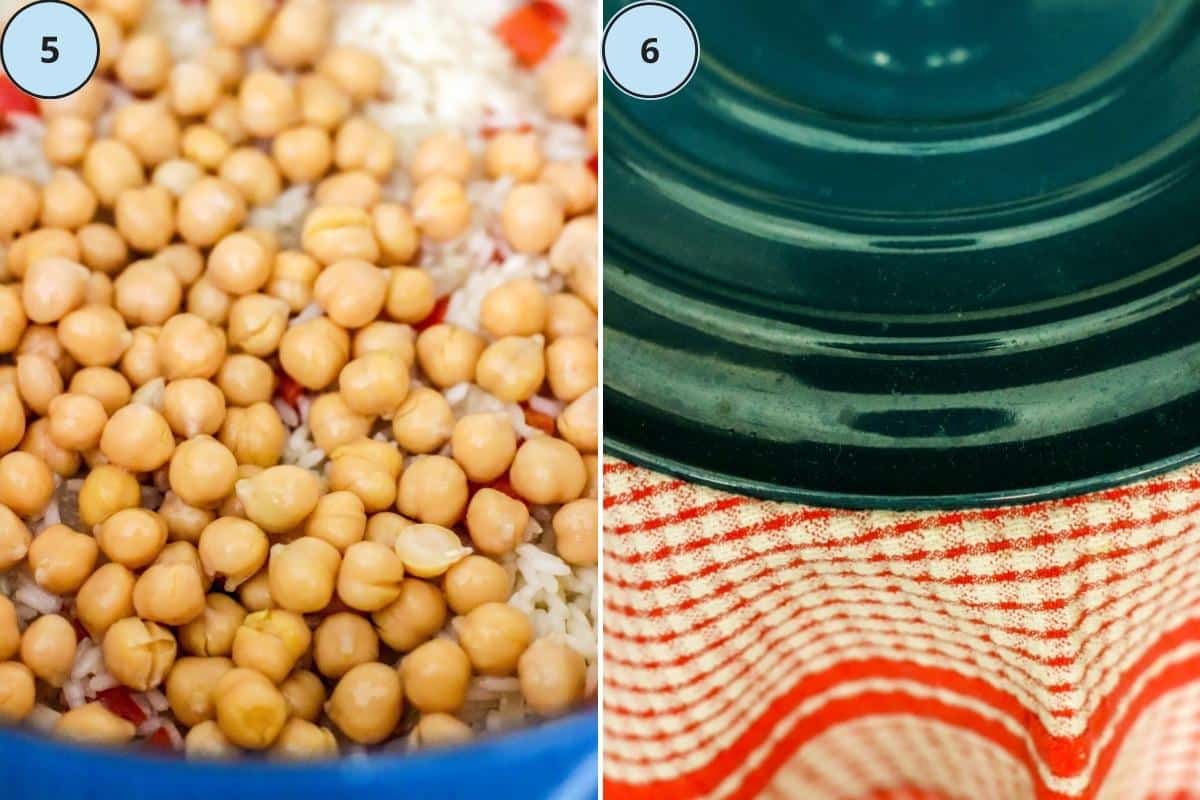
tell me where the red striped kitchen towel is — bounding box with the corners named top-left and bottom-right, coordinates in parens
top-left (603, 458), bottom-right (1200, 800)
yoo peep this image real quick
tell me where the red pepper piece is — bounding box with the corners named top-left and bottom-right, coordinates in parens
top-left (587, 153), bottom-right (598, 175)
top-left (146, 727), bottom-right (174, 749)
top-left (415, 295), bottom-right (450, 331)
top-left (276, 372), bottom-right (304, 409)
top-left (496, 2), bottom-right (564, 67)
top-left (522, 404), bottom-right (557, 436)
top-left (0, 74), bottom-right (38, 130)
top-left (97, 686), bottom-right (147, 725)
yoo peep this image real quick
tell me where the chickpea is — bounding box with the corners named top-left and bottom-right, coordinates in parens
top-left (393, 524), bottom-right (468, 583)
top-left (82, 139), bottom-right (146, 210)
top-left (297, 74), bottom-right (351, 131)
top-left (227, 294), bottom-right (289, 357)
top-left (354, 321), bottom-right (415, 364)
top-left (411, 131), bottom-right (473, 184)
top-left (16, 353), bottom-right (63, 415)
top-left (0, 505), bottom-right (31, 571)
top-left (214, 667), bottom-right (288, 749)
top-left (459, 602), bottom-right (532, 676)
top-left (85, 271), bottom-right (114, 307)
top-left (102, 617), bottom-right (176, 690)
top-left (21, 417), bottom-right (79, 477)
top-left (40, 170), bottom-right (98, 230)
top-left (75, 562), bottom-right (135, 641)
top-left (177, 177), bottom-right (247, 247)
top-left (43, 115), bottom-right (93, 166)
top-left (368, 579), bottom-right (443, 653)
top-left (185, 720), bottom-right (238, 759)
top-left (208, 0), bottom-right (271, 47)
top-left (263, 0), bottom-right (330, 69)
top-left (267, 250), bottom-right (320, 312)
top-left (544, 292), bottom-right (596, 342)
top-left (199, 516), bottom-right (267, 590)
top-left (485, 132), bottom-right (543, 181)
top-left (540, 57), bottom-right (597, 120)
top-left (27, 523), bottom-right (98, 594)
top-left (391, 387), bottom-right (453, 454)
top-left (0, 597), bottom-right (18, 660)
top-left (519, 639), bottom-right (587, 714)
top-left (335, 540), bottom-right (404, 612)
top-left (326, 661), bottom-right (402, 744)
top-left (49, 377), bottom-right (112, 439)
top-left (540, 161), bottom-right (597, 216)
top-left (57, 306), bottom-right (130, 368)
top-left (544, 335), bottom-right (597, 402)
top-left (162, 378), bottom-right (226, 439)
top-left (232, 609), bottom-right (311, 683)
top-left (157, 313), bottom-right (227, 380)
top-left (0, 175), bottom-right (40, 241)
top-left (316, 171), bottom-right (381, 210)
top-left (416, 324), bottom-right (485, 388)
top-left (134, 561), bottom-right (207, 625)
top-left (510, 437), bottom-right (586, 505)
top-left (202, 46), bottom-right (243, 91)
top-left (312, 612), bottom-right (378, 679)
top-left (445, 555), bottom-right (511, 616)
top-left (272, 126), bottom-right (334, 184)
top-left (118, 326), bottom-right (160, 387)
top-left (317, 46), bottom-right (383, 102)
top-left (268, 536), bottom-right (340, 612)
top-left (239, 70), bottom-right (297, 139)
top-left (552, 498), bottom-right (598, 566)
top-left (396, 456), bottom-right (468, 528)
top-left (219, 148), bottom-right (281, 207)
top-left (212, 356), bottom-right (272, 408)
top-left (150, 246), bottom-right (200, 290)
top-left (20, 614), bottom-right (76, 686)
top-left (502, 183), bottom-right (564, 254)
top-left (335, 351), bottom-right (409, 419)
top-left (159, 492), bottom-right (215, 544)
top-left (0, 451), bottom-right (54, 518)
top-left (166, 656), bottom-right (233, 727)
top-left (313, 259), bottom-right (387, 329)
top-left (280, 669), bottom-right (325, 721)
top-left (0, 289), bottom-right (25, 356)
top-left (0, 662), bottom-right (35, 722)
top-left (271, 718), bottom-right (339, 760)
top-left (206, 96), bottom-right (247, 145)
top-left (0, 385), bottom-right (22, 455)
top-left (95, 0), bottom-right (147, 29)
top-left (166, 62), bottom-right (220, 119)
top-left (179, 593), bottom-right (246, 657)
top-left (278, 319), bottom-right (348, 393)
top-left (334, 117), bottom-right (395, 178)
top-left (557, 389), bottom-right (597, 454)
top-left (559, 224), bottom-right (598, 311)
top-left (39, 77), bottom-right (109, 121)
top-left (218, 403), bottom-right (285, 469)
top-left (112, 101), bottom-right (180, 167)
top-left (231, 467), bottom-right (316, 536)
top-left (206, 233), bottom-right (269, 298)
top-left (475, 336), bottom-right (545, 403)
top-left (307, 392), bottom-right (372, 454)
top-left (168, 438), bottom-right (238, 513)
top-left (411, 176), bottom-right (472, 242)
top-left (383, 267), bottom-right (435, 325)
top-left (301, 205), bottom-right (379, 265)
top-left (187, 278), bottom-right (233, 325)
top-left (181, 125), bottom-right (232, 170)
top-left (19, 324), bottom-right (75, 377)
top-left (303, 490), bottom-right (365, 553)
top-left (9, 227), bottom-right (80, 279)
top-left (411, 713), bottom-right (473, 748)
top-left (480, 278), bottom-right (547, 338)
top-left (401, 638), bottom-right (471, 713)
top-left (114, 259), bottom-right (180, 326)
top-left (115, 33), bottom-right (170, 94)
top-left (151, 159), bottom-right (203, 199)
top-left (466, 488), bottom-right (529, 557)
top-left (78, 464), bottom-right (140, 527)
top-left (100, 403), bottom-right (174, 472)
top-left (448, 413), bottom-right (514, 484)
top-left (75, 221), bottom-right (128, 275)
top-left (327, 456), bottom-right (395, 514)
top-left (55, 702), bottom-right (136, 745)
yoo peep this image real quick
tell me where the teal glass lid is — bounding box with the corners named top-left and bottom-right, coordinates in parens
top-left (603, 0), bottom-right (1200, 509)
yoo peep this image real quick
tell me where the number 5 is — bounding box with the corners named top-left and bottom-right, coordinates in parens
top-left (41, 36), bottom-right (58, 63)
top-left (641, 37), bottom-right (659, 63)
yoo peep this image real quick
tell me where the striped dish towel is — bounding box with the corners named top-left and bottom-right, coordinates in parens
top-left (603, 458), bottom-right (1200, 800)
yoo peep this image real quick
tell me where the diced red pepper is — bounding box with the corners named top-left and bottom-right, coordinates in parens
top-left (415, 295), bottom-right (450, 331)
top-left (587, 153), bottom-right (598, 175)
top-left (146, 727), bottom-right (174, 749)
top-left (496, 2), bottom-right (565, 67)
top-left (522, 404), bottom-right (557, 436)
top-left (0, 74), bottom-right (39, 130)
top-left (276, 372), bottom-right (304, 409)
top-left (481, 120), bottom-right (533, 139)
top-left (97, 686), bottom-right (147, 725)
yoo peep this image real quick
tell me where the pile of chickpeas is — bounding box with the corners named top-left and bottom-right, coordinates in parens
top-left (0, 0), bottom-right (598, 758)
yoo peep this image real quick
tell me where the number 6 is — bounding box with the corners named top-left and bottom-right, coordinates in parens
top-left (641, 37), bottom-right (659, 63)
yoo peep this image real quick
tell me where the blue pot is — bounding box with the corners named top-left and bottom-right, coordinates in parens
top-left (0, 711), bottom-right (597, 800)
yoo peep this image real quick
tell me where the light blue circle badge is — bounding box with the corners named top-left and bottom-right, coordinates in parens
top-left (1, 1), bottom-right (99, 100)
top-left (603, 1), bottom-right (698, 100)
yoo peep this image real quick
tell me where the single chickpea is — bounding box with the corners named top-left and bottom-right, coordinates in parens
top-left (27, 523), bottom-right (99, 594)
top-left (0, 175), bottom-right (40, 241)
top-left (451, 413), bottom-right (517, 484)
top-left (307, 392), bottom-right (372, 454)
top-left (100, 404), bottom-right (174, 472)
top-left (181, 124), bottom-right (232, 170)
top-left (553, 385), bottom-right (597, 451)
top-left (268, 536), bottom-right (340, 611)
top-left (0, 451), bottom-right (54, 518)
top-left (102, 617), bottom-right (176, 690)
top-left (202, 46), bottom-right (243, 90)
top-left (213, 667), bottom-right (289, 749)
top-left (171, 436), bottom-right (240, 511)
top-left (272, 718), bottom-right (339, 760)
top-left (297, 74), bottom-right (351, 131)
top-left (262, 0), bottom-right (330, 69)
top-left (155, 244), bottom-right (204, 288)
top-left (397, 457), bottom-right (469, 528)
top-left (0, 596), bottom-right (19, 660)
top-left (540, 57), bottom-right (597, 120)
top-left (9, 227), bottom-right (81, 280)
top-left (219, 148), bottom-right (282, 207)
top-left (185, 720), bottom-right (238, 758)
top-left (208, 0), bottom-right (271, 47)
top-left (313, 612), bottom-right (378, 679)
top-left (187, 277), bottom-right (233, 325)
top-left (411, 131), bottom-right (473, 184)
top-left (114, 258), bottom-right (182, 324)
top-left (112, 101), bottom-right (180, 168)
top-left (163, 378), bottom-right (226, 438)
top-left (480, 278), bottom-right (547, 338)
top-left (544, 292), bottom-right (596, 342)
top-left (518, 639), bottom-right (587, 714)
top-left (18, 323), bottom-right (75, 375)
top-left (401, 638), bottom-right (472, 714)
top-left (393, 523), bottom-right (470, 580)
top-left (0, 505), bottom-right (31, 571)
top-left (354, 321), bottom-right (415, 364)
top-left (219, 402), bottom-right (286, 467)
top-left (21, 417), bottom-right (80, 477)
top-left (134, 561), bottom-right (208, 625)
top-left (559, 224), bottom-right (598, 311)
top-left (16, 354), bottom-right (63, 415)
top-left (227, 294), bottom-right (289, 356)
top-left (544, 335), bottom-right (598, 402)
top-left (316, 171), bottom-right (381, 210)
top-left (40, 169), bottom-right (98, 230)
top-left (20, 614), bottom-right (76, 686)
top-left (95, 0), bottom-right (147, 29)
top-left (166, 656), bottom-right (234, 727)
top-left (179, 593), bottom-right (246, 657)
top-left (466, 488), bottom-right (529, 557)
top-left (267, 250), bottom-right (320, 312)
top-left (57, 306), bottom-right (131, 368)
top-left (0, 289), bottom-right (26, 357)
top-left (333, 117), bottom-right (395, 178)
top-left (150, 159), bottom-right (202, 199)
top-left (280, 669), bottom-right (325, 721)
top-left (301, 205), bottom-right (379, 265)
top-left (327, 457), bottom-right (396, 514)
top-left (239, 70), bottom-right (297, 139)
top-left (553, 498), bottom-right (597, 566)
top-left (215, 355), bottom-right (274, 407)
top-left (279, 316), bottom-right (350, 390)
top-left (157, 313), bottom-right (227, 379)
top-left (510, 437), bottom-right (586, 505)
top-left (305, 490), bottom-right (366, 552)
top-left (371, 578), bottom-right (445, 652)
top-left (169, 62), bottom-right (222, 118)
top-left (82, 139), bottom-right (146, 208)
top-left (458, 602), bottom-right (532, 676)
top-left (336, 540), bottom-right (404, 612)
top-left (85, 271), bottom-right (114, 306)
top-left (313, 259), bottom-right (387, 329)
top-left (159, 492), bottom-right (216, 544)
top-left (411, 713), bottom-right (473, 749)
top-left (177, 177), bottom-right (247, 247)
top-left (232, 609), bottom-right (311, 683)
top-left (390, 387), bottom-right (453, 454)
top-left (206, 96), bottom-right (246, 145)
top-left (75, 562), bottom-right (136, 641)
top-left (39, 77), bottom-right (109, 120)
top-left (272, 125), bottom-right (334, 184)
top-left (78, 464), bottom-right (140, 528)
top-left (502, 183), bottom-right (564, 254)
top-left (485, 131), bottom-right (543, 181)
top-left (383, 267), bottom-right (435, 324)
top-left (474, 336), bottom-right (545, 403)
top-left (415, 324), bottom-right (485, 388)
top-left (338, 351), bottom-right (410, 418)
top-left (444, 555), bottom-right (511, 616)
top-left (317, 46), bottom-right (383, 102)
top-left (0, 385), bottom-right (22, 454)
top-left (26, 257), bottom-right (91, 326)
top-left (43, 115), bottom-right (93, 166)
top-left (55, 702), bottom-right (136, 745)
top-left (207, 232), bottom-right (270, 296)
top-left (199, 516), bottom-right (268, 591)
top-left (0, 662), bottom-right (35, 722)
top-left (119, 326), bottom-right (161, 387)
top-left (237, 465), bottom-right (321, 534)
top-left (154, 541), bottom-right (211, 590)
top-left (326, 661), bottom-right (402, 744)
top-left (540, 161), bottom-right (597, 216)
top-left (115, 33), bottom-right (170, 94)
top-left (411, 175), bottom-right (472, 242)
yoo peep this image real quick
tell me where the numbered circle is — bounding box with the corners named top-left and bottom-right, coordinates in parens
top-left (1, 1), bottom-right (99, 100)
top-left (602, 1), bottom-right (699, 100)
